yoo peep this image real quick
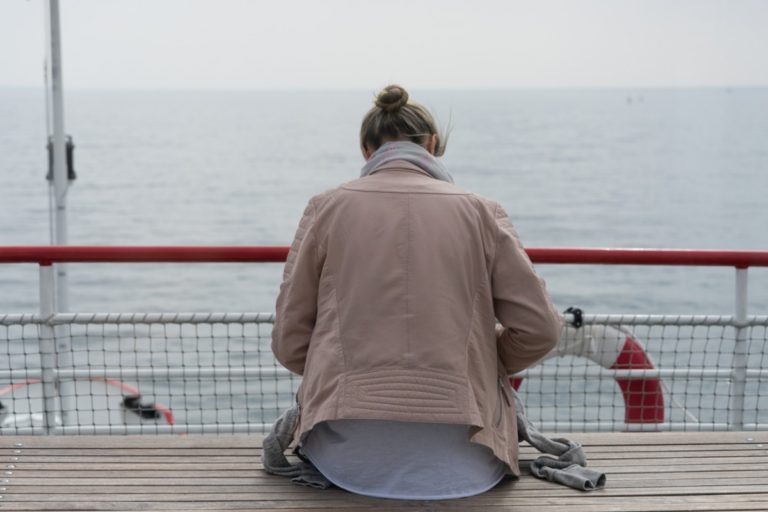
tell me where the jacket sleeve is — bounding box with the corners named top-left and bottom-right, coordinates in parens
top-left (490, 204), bottom-right (563, 375)
top-left (271, 198), bottom-right (322, 376)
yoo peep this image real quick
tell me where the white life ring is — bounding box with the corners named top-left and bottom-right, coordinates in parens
top-left (512, 312), bottom-right (664, 424)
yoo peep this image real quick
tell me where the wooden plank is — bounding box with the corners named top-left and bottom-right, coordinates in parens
top-left (2, 465), bottom-right (766, 479)
top-left (2, 462), bottom-right (263, 470)
top-left (551, 456), bottom-right (768, 467)
top-left (607, 469), bottom-right (768, 480)
top-left (3, 465), bottom-right (765, 479)
top-left (1, 495), bottom-right (768, 511)
top-left (6, 473), bottom-right (768, 493)
top-left (5, 458), bottom-right (763, 474)
top-left (5, 498), bottom-right (758, 509)
top-left (1, 470), bottom-right (267, 477)
top-left (5, 468), bottom-right (767, 488)
top-left (4, 485), bottom-right (768, 502)
top-left (8, 454), bottom-right (765, 470)
top-left (0, 436), bottom-right (263, 449)
top-left (4, 443), bottom-right (763, 458)
top-left (3, 436), bottom-right (761, 452)
top-left (0, 456), bottom-right (260, 463)
top-left (471, 494), bottom-right (768, 505)
top-left (521, 443), bottom-right (768, 453)
top-left (20, 458), bottom-right (753, 472)
top-left (0, 477), bottom-right (267, 486)
top-left (1, 431), bottom-right (763, 450)
top-left (4, 476), bottom-right (767, 493)
top-left (523, 448), bottom-right (743, 458)
top-left (576, 463), bottom-right (768, 474)
top-left (0, 485), bottom-right (294, 494)
top-left (0, 449), bottom-right (261, 457)
top-left (2, 483), bottom-right (764, 498)
top-left (551, 431), bottom-right (768, 445)
top-left (527, 449), bottom-right (768, 459)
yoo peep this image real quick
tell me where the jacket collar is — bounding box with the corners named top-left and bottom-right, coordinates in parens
top-left (367, 160), bottom-right (434, 179)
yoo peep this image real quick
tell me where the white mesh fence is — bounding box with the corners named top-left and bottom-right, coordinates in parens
top-left (1, 312), bottom-right (767, 434)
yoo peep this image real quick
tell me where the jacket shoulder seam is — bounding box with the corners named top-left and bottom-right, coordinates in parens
top-left (338, 186), bottom-right (470, 196)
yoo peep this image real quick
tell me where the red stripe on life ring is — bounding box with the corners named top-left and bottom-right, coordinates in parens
top-left (610, 336), bottom-right (665, 423)
top-left (0, 379), bottom-right (41, 396)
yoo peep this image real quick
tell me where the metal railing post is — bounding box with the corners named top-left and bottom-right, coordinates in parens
top-left (39, 264), bottom-right (60, 433)
top-left (729, 267), bottom-right (749, 430)
top-left (45, 0), bottom-right (70, 312)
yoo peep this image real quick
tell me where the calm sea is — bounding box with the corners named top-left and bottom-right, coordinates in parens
top-left (1, 87), bottom-right (767, 316)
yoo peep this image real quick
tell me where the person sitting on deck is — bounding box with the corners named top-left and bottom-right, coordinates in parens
top-left (271, 84), bottom-right (563, 500)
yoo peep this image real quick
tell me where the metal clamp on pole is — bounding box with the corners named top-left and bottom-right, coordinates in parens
top-left (565, 306), bottom-right (584, 328)
top-left (46, 135), bottom-right (76, 182)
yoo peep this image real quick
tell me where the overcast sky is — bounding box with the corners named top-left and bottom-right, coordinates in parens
top-left (1, 0), bottom-right (767, 90)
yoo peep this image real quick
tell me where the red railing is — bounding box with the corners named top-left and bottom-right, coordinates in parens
top-left (1, 246), bottom-right (767, 267)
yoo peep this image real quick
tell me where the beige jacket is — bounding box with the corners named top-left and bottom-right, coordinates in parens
top-left (272, 162), bottom-right (562, 474)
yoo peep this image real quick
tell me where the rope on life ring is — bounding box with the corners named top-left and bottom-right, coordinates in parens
top-left (92, 377), bottom-right (176, 425)
top-left (0, 378), bottom-right (176, 427)
top-left (510, 308), bottom-right (665, 424)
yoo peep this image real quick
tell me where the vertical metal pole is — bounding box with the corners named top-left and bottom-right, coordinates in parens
top-left (46, 0), bottom-right (69, 312)
top-left (39, 265), bottom-right (60, 434)
top-left (729, 267), bottom-right (749, 430)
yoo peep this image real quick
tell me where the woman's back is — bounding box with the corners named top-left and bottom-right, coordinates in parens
top-left (313, 163), bottom-right (495, 379)
top-left (271, 85), bottom-right (562, 499)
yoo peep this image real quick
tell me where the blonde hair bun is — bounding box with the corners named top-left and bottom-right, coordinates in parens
top-left (375, 84), bottom-right (409, 113)
top-left (361, 84), bottom-right (448, 156)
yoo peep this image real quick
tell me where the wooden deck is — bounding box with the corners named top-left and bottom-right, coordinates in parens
top-left (1, 432), bottom-right (767, 511)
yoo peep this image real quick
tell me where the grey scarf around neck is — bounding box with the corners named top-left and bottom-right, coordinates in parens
top-left (360, 141), bottom-right (454, 183)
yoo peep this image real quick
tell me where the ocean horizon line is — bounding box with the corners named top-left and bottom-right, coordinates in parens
top-left (2, 84), bottom-right (767, 94)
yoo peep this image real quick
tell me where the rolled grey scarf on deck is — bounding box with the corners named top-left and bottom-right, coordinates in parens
top-left (514, 388), bottom-right (607, 491)
top-left (361, 141), bottom-right (454, 183)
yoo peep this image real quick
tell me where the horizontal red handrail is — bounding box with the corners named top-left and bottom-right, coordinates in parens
top-left (0, 246), bottom-right (767, 268)
top-left (0, 246), bottom-right (289, 265)
top-left (525, 248), bottom-right (768, 268)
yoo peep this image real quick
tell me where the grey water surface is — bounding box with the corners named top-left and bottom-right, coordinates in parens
top-left (2, 87), bottom-right (766, 315)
